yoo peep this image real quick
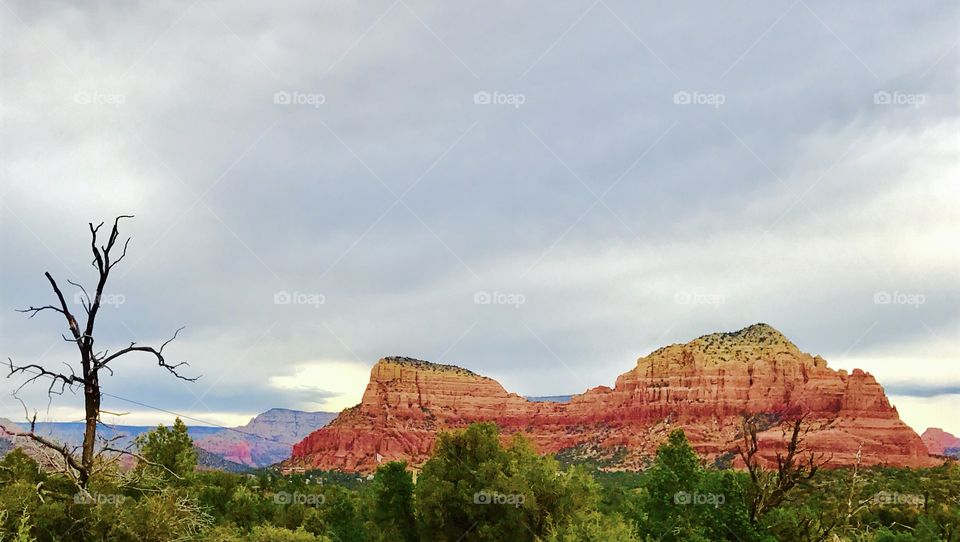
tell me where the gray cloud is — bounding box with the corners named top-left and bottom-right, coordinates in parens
top-left (886, 386), bottom-right (960, 398)
top-left (1, 0), bottom-right (958, 431)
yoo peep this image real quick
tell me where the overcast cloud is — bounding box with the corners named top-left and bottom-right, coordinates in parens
top-left (1, 1), bottom-right (958, 434)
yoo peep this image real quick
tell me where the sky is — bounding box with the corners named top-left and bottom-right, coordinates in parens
top-left (1, 1), bottom-right (958, 435)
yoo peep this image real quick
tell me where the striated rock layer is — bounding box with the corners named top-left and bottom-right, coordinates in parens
top-left (290, 324), bottom-right (937, 472)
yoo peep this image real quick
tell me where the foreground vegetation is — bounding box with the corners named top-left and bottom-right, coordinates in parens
top-left (1, 420), bottom-right (957, 541)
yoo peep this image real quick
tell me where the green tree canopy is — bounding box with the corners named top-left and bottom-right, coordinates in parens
top-left (414, 422), bottom-right (599, 542)
top-left (367, 461), bottom-right (416, 542)
top-left (632, 428), bottom-right (761, 542)
top-left (134, 417), bottom-right (197, 482)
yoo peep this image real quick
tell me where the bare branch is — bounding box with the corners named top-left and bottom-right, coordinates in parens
top-left (101, 215), bottom-right (134, 269)
top-left (737, 410), bottom-right (831, 525)
top-left (89, 221), bottom-right (105, 273)
top-left (0, 424), bottom-right (85, 476)
top-left (97, 326), bottom-right (196, 381)
top-left (83, 215), bottom-right (134, 345)
top-left (67, 279), bottom-right (91, 315)
top-left (7, 358), bottom-right (86, 395)
top-left (109, 237), bottom-right (132, 270)
top-left (16, 305), bottom-right (66, 318)
top-left (40, 272), bottom-right (82, 344)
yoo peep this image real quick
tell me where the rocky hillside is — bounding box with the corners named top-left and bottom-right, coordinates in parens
top-left (290, 324), bottom-right (936, 472)
top-left (194, 446), bottom-right (254, 472)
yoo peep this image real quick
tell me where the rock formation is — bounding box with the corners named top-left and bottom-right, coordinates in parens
top-left (290, 324), bottom-right (937, 472)
top-left (921, 427), bottom-right (960, 457)
top-left (194, 408), bottom-right (337, 467)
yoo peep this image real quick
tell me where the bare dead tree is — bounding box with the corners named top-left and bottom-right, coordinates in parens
top-left (1, 216), bottom-right (197, 489)
top-left (737, 411), bottom-right (832, 526)
top-left (841, 443), bottom-right (871, 531)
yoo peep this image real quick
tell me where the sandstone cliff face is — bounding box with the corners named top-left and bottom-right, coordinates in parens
top-left (290, 325), bottom-right (937, 472)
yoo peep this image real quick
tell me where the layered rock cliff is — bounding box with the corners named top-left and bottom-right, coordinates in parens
top-left (290, 324), bottom-right (936, 472)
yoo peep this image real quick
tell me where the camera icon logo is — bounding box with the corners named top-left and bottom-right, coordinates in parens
top-left (473, 91), bottom-right (491, 105)
top-left (673, 91), bottom-right (691, 105)
top-left (274, 91), bottom-right (292, 105)
top-left (873, 91), bottom-right (891, 105)
top-left (274, 290), bottom-right (292, 304)
top-left (873, 291), bottom-right (891, 305)
top-left (473, 290), bottom-right (492, 305)
top-left (673, 491), bottom-right (692, 504)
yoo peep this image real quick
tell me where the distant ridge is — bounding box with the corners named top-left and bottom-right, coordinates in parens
top-left (0, 408), bottom-right (336, 469)
top-left (194, 408), bottom-right (337, 466)
top-left (921, 427), bottom-right (960, 457)
top-left (194, 446), bottom-right (253, 472)
top-left (525, 395), bottom-right (573, 403)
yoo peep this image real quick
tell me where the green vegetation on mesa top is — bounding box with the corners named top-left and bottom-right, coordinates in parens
top-left (1, 419), bottom-right (958, 542)
top-left (380, 356), bottom-right (479, 376)
top-left (644, 323), bottom-right (813, 365)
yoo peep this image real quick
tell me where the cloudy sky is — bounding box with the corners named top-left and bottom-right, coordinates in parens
top-left (1, 1), bottom-right (957, 436)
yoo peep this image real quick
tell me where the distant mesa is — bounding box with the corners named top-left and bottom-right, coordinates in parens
top-left (288, 323), bottom-right (939, 473)
top-left (921, 427), bottom-right (960, 457)
top-left (0, 408), bottom-right (337, 469)
top-left (193, 408), bottom-right (338, 467)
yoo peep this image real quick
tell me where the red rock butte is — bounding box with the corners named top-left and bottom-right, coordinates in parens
top-left (290, 323), bottom-right (937, 472)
